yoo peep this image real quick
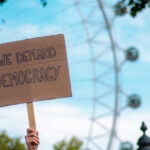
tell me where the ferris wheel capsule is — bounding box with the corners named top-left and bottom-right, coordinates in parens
top-left (120, 141), bottom-right (134, 150)
top-left (126, 47), bottom-right (139, 61)
top-left (127, 94), bottom-right (141, 109)
top-left (114, 1), bottom-right (127, 16)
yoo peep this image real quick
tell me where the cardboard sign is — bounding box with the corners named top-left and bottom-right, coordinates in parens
top-left (0, 34), bottom-right (72, 107)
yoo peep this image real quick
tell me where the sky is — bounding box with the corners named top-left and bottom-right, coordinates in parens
top-left (0, 0), bottom-right (150, 150)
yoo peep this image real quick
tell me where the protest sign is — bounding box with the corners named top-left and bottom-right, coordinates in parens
top-left (0, 34), bottom-right (72, 107)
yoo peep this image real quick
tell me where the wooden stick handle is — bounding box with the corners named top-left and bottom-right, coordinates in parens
top-left (27, 102), bottom-right (36, 130)
top-left (27, 102), bottom-right (38, 149)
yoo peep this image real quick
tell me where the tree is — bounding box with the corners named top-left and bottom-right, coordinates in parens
top-left (0, 0), bottom-right (47, 7)
top-left (127, 0), bottom-right (150, 17)
top-left (53, 136), bottom-right (89, 150)
top-left (0, 0), bottom-right (6, 5)
top-left (115, 0), bottom-right (150, 17)
top-left (0, 131), bottom-right (27, 150)
top-left (1, 0), bottom-right (150, 17)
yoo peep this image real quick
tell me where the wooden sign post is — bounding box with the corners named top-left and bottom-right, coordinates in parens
top-left (0, 34), bottom-right (72, 148)
top-left (27, 102), bottom-right (36, 130)
top-left (27, 102), bottom-right (38, 149)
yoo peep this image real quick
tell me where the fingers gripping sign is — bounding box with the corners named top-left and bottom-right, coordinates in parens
top-left (25, 128), bottom-right (39, 150)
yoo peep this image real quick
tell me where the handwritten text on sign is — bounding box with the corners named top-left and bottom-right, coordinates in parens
top-left (0, 34), bottom-right (72, 107)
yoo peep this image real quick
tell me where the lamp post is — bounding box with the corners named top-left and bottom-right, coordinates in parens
top-left (137, 122), bottom-right (150, 150)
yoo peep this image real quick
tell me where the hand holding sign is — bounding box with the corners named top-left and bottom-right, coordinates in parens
top-left (25, 128), bottom-right (39, 150)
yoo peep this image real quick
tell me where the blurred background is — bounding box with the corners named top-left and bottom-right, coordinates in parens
top-left (0, 0), bottom-right (150, 150)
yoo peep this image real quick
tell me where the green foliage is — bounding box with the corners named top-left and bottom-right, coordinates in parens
top-left (128, 0), bottom-right (150, 17)
top-left (53, 136), bottom-right (89, 150)
top-left (114, 0), bottom-right (150, 17)
top-left (0, 0), bottom-right (150, 16)
top-left (0, 131), bottom-right (27, 150)
top-left (0, 0), bottom-right (6, 5)
top-left (0, 0), bottom-right (47, 7)
top-left (41, 0), bottom-right (47, 7)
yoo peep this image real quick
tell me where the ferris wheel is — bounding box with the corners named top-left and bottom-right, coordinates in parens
top-left (0, 0), bottom-right (142, 149)
top-left (72, 0), bottom-right (141, 150)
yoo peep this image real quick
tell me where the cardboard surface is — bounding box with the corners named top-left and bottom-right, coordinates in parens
top-left (0, 34), bottom-right (72, 107)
